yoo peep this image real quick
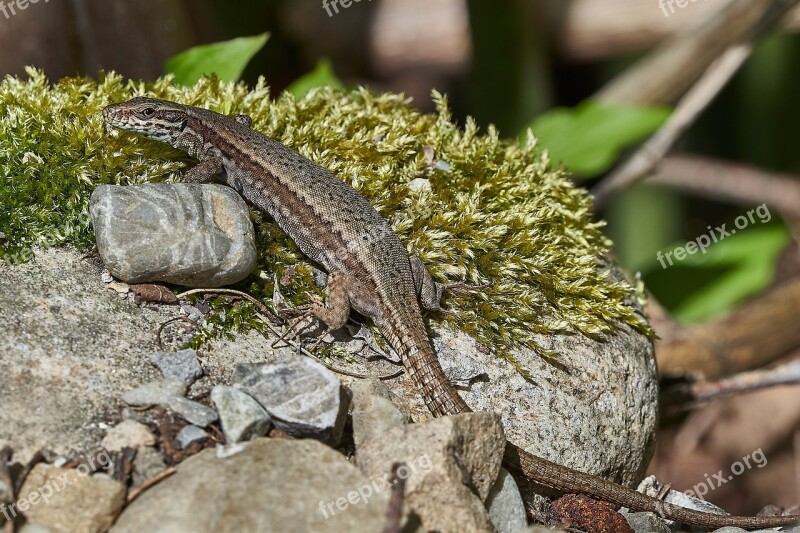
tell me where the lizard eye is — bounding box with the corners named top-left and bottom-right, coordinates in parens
top-left (142, 107), bottom-right (156, 117)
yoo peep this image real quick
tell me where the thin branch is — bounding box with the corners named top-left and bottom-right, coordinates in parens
top-left (650, 154), bottom-right (800, 220)
top-left (174, 288), bottom-right (404, 381)
top-left (125, 466), bottom-right (176, 504)
top-left (592, 44), bottom-right (752, 210)
top-left (662, 358), bottom-right (800, 411)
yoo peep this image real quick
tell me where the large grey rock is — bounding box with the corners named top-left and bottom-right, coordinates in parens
top-left (112, 438), bottom-right (390, 533)
top-left (0, 247), bottom-right (300, 464)
top-left (17, 464), bottom-right (126, 533)
top-left (357, 412), bottom-right (506, 533)
top-left (233, 358), bottom-right (348, 445)
top-left (210, 385), bottom-right (271, 443)
top-left (90, 183), bottom-right (256, 287)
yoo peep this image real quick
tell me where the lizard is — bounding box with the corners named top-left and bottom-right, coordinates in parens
top-left (102, 96), bottom-right (799, 530)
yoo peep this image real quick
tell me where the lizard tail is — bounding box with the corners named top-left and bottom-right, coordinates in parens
top-left (382, 311), bottom-right (471, 417)
top-left (504, 444), bottom-right (799, 529)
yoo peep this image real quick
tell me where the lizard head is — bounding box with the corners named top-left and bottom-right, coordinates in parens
top-left (103, 97), bottom-right (188, 143)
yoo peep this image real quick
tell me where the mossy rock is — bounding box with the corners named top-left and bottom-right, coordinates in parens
top-left (0, 68), bottom-right (651, 367)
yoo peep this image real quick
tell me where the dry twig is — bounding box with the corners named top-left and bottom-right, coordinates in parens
top-left (662, 358), bottom-right (800, 412)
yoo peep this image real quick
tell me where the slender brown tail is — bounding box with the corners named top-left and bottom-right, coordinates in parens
top-left (504, 444), bottom-right (799, 530)
top-left (390, 321), bottom-right (799, 530)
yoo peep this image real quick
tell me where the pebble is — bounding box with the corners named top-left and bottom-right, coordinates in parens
top-left (101, 420), bottom-right (156, 452)
top-left (357, 412), bottom-right (506, 532)
top-left (151, 349), bottom-right (203, 385)
top-left (348, 378), bottom-right (408, 447)
top-left (122, 379), bottom-right (218, 427)
top-left (486, 468), bottom-right (528, 533)
top-left (210, 385), bottom-right (271, 444)
top-left (176, 425), bottom-right (209, 449)
top-left (90, 183), bottom-right (257, 287)
top-left (233, 358), bottom-right (348, 445)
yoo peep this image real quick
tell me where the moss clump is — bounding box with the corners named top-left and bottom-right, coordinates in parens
top-left (0, 68), bottom-right (651, 368)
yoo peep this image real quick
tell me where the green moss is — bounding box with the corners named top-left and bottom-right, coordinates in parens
top-left (0, 68), bottom-right (651, 369)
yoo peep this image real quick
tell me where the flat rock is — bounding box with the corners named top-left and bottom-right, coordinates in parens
top-left (90, 183), bottom-right (256, 287)
top-left (112, 438), bottom-right (390, 533)
top-left (348, 378), bottom-right (409, 448)
top-left (151, 349), bottom-right (203, 385)
top-left (210, 385), bottom-right (271, 443)
top-left (17, 464), bottom-right (126, 533)
top-left (0, 247), bottom-right (284, 463)
top-left (100, 419), bottom-right (156, 452)
top-left (233, 358), bottom-right (348, 445)
top-left (357, 412), bottom-right (506, 533)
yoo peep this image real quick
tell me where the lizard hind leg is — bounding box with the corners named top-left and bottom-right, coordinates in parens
top-left (409, 256), bottom-right (485, 313)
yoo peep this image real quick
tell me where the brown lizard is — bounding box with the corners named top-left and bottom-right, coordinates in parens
top-left (103, 96), bottom-right (799, 530)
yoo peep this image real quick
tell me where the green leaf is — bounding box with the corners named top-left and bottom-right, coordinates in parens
top-left (286, 58), bottom-right (344, 98)
top-left (643, 223), bottom-right (789, 324)
top-left (165, 33), bottom-right (269, 86)
top-left (522, 100), bottom-right (671, 178)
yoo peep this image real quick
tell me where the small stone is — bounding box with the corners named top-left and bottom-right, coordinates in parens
top-left (348, 378), bottom-right (409, 448)
top-left (106, 281), bottom-right (129, 294)
top-left (132, 446), bottom-right (166, 488)
top-left (408, 177), bottom-right (431, 192)
top-left (151, 349), bottom-right (203, 385)
top-left (176, 425), bottom-right (209, 449)
top-left (90, 183), bottom-right (257, 288)
top-left (122, 380), bottom-right (217, 427)
top-left (233, 358), bottom-right (348, 445)
top-left (486, 468), bottom-right (527, 533)
top-left (210, 385), bottom-right (271, 444)
top-left (167, 397), bottom-right (218, 428)
top-left (18, 464), bottom-right (125, 533)
top-left (122, 379), bottom-right (187, 405)
top-left (625, 512), bottom-right (671, 533)
top-left (101, 420), bottom-right (156, 452)
top-left (357, 412), bottom-right (506, 532)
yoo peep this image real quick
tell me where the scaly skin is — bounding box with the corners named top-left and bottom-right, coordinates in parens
top-left (103, 97), bottom-right (799, 530)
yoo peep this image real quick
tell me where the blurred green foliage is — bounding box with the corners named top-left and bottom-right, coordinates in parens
top-left (286, 59), bottom-right (344, 98)
top-left (522, 100), bottom-right (670, 178)
top-left (165, 33), bottom-right (269, 86)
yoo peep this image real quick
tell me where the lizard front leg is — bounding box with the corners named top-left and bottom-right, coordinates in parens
top-left (175, 131), bottom-right (223, 183)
